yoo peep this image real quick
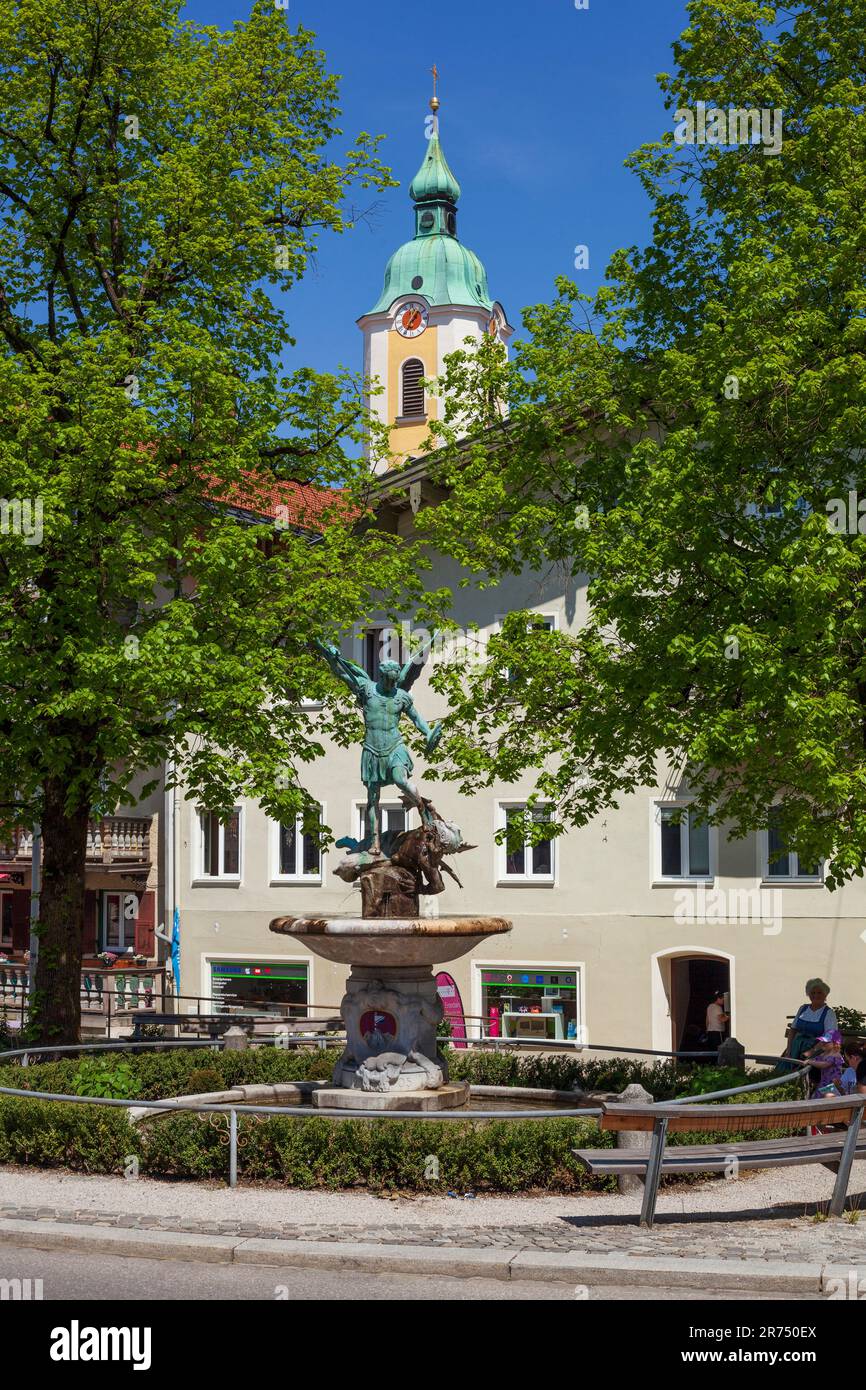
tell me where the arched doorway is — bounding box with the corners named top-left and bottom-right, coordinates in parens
top-left (652, 949), bottom-right (734, 1055)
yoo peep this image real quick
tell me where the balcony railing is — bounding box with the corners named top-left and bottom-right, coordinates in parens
top-left (0, 964), bottom-right (167, 1036)
top-left (0, 817), bottom-right (152, 865)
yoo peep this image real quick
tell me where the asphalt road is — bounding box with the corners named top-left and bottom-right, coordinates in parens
top-left (0, 1244), bottom-right (823, 1301)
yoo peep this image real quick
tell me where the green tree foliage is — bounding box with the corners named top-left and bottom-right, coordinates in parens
top-left (421, 0), bottom-right (866, 885)
top-left (0, 0), bottom-right (432, 1042)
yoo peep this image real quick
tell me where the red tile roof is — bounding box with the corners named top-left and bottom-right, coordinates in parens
top-left (216, 474), bottom-right (350, 530)
top-left (119, 443), bottom-right (355, 532)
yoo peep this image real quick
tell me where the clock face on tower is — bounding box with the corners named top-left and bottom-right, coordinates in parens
top-left (395, 302), bottom-right (429, 338)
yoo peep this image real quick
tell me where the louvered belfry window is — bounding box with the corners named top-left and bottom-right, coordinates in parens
top-left (401, 359), bottom-right (425, 418)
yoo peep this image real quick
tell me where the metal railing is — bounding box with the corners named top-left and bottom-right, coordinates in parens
top-left (0, 1038), bottom-right (810, 1189)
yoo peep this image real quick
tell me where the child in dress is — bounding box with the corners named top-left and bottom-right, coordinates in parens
top-left (806, 1030), bottom-right (846, 1097)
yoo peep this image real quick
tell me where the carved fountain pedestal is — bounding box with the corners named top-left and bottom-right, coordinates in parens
top-left (269, 912), bottom-right (511, 1110)
top-left (269, 810), bottom-right (512, 1111)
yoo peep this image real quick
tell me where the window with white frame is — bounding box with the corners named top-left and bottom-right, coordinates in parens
top-left (358, 803), bottom-right (409, 845)
top-left (211, 959), bottom-right (310, 1017)
top-left (274, 808), bottom-right (323, 882)
top-left (656, 803), bottom-right (711, 880)
top-left (198, 809), bottom-right (242, 879)
top-left (101, 889), bottom-right (137, 951)
top-left (763, 812), bottom-right (822, 881)
top-left (498, 804), bottom-right (554, 881)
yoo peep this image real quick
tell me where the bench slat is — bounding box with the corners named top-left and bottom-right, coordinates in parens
top-left (601, 1096), bottom-right (862, 1134)
top-left (573, 1131), bottom-right (862, 1176)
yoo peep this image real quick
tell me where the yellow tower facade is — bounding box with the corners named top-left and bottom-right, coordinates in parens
top-left (358, 96), bottom-right (512, 472)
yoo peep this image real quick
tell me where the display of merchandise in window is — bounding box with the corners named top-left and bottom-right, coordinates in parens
top-left (480, 967), bottom-right (578, 1041)
top-left (211, 960), bottom-right (310, 1017)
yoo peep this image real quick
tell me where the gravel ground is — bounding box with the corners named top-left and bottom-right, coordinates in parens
top-left (1, 1159), bottom-right (865, 1228)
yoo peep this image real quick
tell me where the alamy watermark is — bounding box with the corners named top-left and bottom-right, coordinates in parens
top-left (826, 1269), bottom-right (866, 1300)
top-left (0, 496), bottom-right (43, 545)
top-left (365, 619), bottom-right (560, 674)
top-left (0, 1277), bottom-right (43, 1300)
top-left (827, 491), bottom-right (866, 535)
top-left (674, 102), bottom-right (783, 157)
top-left (673, 884), bottom-right (783, 937)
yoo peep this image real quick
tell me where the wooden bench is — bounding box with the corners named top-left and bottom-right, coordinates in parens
top-left (127, 1013), bottom-right (260, 1040)
top-left (573, 1094), bottom-right (866, 1228)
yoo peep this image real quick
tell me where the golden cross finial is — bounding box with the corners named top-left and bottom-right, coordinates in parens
top-left (430, 64), bottom-right (440, 113)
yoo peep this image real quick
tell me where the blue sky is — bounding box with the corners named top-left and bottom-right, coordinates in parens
top-left (182, 0), bottom-right (691, 378)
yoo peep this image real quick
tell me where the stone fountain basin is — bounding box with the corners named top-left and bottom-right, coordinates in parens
top-left (269, 915), bottom-right (512, 967)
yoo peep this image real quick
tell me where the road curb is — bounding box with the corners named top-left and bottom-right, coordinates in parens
top-left (0, 1219), bottom-right (238, 1264)
top-left (0, 1217), bottom-right (835, 1290)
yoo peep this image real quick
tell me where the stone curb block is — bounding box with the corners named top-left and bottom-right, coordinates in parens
top-left (233, 1238), bottom-right (514, 1279)
top-left (820, 1263), bottom-right (866, 1294)
top-left (0, 1219), bottom-right (237, 1264)
top-left (0, 1219), bottom-right (832, 1290)
top-left (509, 1251), bottom-right (824, 1291)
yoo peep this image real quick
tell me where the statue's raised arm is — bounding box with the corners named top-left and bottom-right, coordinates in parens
top-left (311, 638), bottom-right (370, 701)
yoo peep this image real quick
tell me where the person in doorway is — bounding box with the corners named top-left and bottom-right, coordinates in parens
top-left (704, 990), bottom-right (729, 1050)
top-left (784, 980), bottom-right (838, 1065)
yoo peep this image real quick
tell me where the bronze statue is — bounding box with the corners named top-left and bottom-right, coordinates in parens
top-left (312, 639), bottom-right (441, 853)
top-left (312, 639), bottom-right (471, 916)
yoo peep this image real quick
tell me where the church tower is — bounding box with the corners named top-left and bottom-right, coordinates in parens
top-left (358, 79), bottom-right (513, 472)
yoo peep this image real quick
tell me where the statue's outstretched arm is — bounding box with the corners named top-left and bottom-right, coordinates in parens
top-left (311, 638), bottom-right (368, 697)
top-left (405, 697), bottom-right (442, 754)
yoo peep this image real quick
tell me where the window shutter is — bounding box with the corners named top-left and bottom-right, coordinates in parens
top-left (11, 891), bottom-right (29, 952)
top-left (134, 891), bottom-right (155, 958)
top-left (401, 360), bottom-right (425, 418)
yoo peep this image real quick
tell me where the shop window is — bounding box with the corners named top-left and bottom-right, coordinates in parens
top-left (210, 959), bottom-right (309, 1018)
top-left (479, 966), bottom-right (580, 1041)
top-left (199, 809), bottom-right (242, 879)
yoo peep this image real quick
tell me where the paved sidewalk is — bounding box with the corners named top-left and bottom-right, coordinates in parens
top-left (1, 1161), bottom-right (866, 1268)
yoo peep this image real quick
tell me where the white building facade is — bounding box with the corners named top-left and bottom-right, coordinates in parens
top-left (170, 117), bottom-right (866, 1060)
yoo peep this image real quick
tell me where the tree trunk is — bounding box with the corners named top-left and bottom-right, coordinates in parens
top-left (28, 778), bottom-right (90, 1046)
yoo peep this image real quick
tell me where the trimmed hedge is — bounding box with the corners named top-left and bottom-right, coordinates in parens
top-left (448, 1050), bottom-right (683, 1096)
top-left (143, 1113), bottom-right (607, 1192)
top-left (0, 1043), bottom-right (338, 1101)
top-left (0, 1097), bottom-right (139, 1173)
top-left (0, 1047), bottom-right (804, 1192)
top-left (0, 1045), bottom-right (796, 1102)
